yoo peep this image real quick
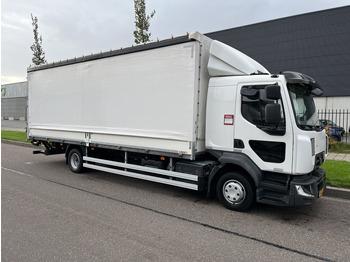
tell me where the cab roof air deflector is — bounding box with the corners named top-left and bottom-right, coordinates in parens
top-left (281, 71), bottom-right (323, 96)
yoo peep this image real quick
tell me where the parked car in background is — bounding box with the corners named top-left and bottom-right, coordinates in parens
top-left (323, 125), bottom-right (342, 142)
top-left (319, 119), bottom-right (345, 136)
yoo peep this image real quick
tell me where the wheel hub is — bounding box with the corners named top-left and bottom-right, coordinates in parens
top-left (223, 180), bottom-right (246, 205)
top-left (70, 153), bottom-right (80, 169)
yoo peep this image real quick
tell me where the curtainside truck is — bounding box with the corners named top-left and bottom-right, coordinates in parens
top-left (27, 32), bottom-right (327, 211)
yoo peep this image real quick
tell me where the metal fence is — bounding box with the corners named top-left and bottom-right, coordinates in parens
top-left (318, 109), bottom-right (350, 143)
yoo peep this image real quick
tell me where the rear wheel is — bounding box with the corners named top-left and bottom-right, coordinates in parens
top-left (216, 172), bottom-right (254, 212)
top-left (68, 148), bottom-right (84, 173)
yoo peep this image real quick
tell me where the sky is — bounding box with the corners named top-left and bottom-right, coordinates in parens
top-left (1, 0), bottom-right (349, 84)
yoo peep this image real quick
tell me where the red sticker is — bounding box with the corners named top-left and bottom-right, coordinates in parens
top-left (224, 114), bottom-right (234, 125)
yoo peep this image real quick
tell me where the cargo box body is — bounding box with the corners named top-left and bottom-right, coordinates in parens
top-left (28, 33), bottom-right (212, 159)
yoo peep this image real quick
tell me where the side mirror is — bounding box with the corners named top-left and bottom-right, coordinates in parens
top-left (265, 104), bottom-right (281, 125)
top-left (265, 85), bottom-right (281, 100)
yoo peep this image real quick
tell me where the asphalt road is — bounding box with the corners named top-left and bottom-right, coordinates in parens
top-left (2, 143), bottom-right (350, 262)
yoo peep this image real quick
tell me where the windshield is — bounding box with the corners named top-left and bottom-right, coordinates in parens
top-left (288, 84), bottom-right (320, 130)
top-left (326, 120), bottom-right (336, 126)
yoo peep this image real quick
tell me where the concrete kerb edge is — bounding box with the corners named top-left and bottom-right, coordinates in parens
top-left (1, 139), bottom-right (39, 148)
top-left (1, 139), bottom-right (350, 201)
top-left (324, 186), bottom-right (350, 200)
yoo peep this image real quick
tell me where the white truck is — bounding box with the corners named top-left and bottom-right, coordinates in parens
top-left (27, 32), bottom-right (327, 211)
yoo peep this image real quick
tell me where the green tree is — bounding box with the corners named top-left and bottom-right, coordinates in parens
top-left (30, 14), bottom-right (47, 65)
top-left (133, 0), bottom-right (156, 44)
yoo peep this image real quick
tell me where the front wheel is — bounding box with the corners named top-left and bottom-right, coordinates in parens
top-left (67, 148), bottom-right (84, 173)
top-left (216, 172), bottom-right (254, 212)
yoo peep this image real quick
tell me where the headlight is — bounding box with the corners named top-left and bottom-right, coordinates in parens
top-left (295, 185), bottom-right (314, 198)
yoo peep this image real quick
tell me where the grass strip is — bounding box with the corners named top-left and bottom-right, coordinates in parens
top-left (322, 160), bottom-right (350, 189)
top-left (1, 130), bottom-right (28, 143)
top-left (329, 142), bottom-right (350, 154)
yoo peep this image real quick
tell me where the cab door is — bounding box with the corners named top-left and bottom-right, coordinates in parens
top-left (234, 81), bottom-right (293, 174)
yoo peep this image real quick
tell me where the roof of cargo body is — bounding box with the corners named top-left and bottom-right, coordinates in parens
top-left (27, 34), bottom-right (196, 73)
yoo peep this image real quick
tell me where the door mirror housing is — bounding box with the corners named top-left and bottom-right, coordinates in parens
top-left (265, 85), bottom-right (281, 100)
top-left (265, 103), bottom-right (281, 125)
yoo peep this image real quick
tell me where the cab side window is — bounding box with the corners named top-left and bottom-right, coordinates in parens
top-left (241, 85), bottom-right (285, 128)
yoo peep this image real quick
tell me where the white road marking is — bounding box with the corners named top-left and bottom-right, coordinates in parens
top-left (2, 167), bottom-right (34, 178)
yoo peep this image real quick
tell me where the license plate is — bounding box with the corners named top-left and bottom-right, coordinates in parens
top-left (319, 187), bottom-right (325, 197)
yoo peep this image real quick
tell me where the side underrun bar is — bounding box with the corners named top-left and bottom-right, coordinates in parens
top-left (83, 156), bottom-right (199, 191)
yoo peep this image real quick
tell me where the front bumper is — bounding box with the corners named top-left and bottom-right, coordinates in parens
top-left (290, 168), bottom-right (326, 206)
top-left (257, 168), bottom-right (326, 207)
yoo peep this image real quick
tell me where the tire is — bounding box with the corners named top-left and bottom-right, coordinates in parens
top-left (216, 172), bottom-right (254, 212)
top-left (67, 148), bottom-right (84, 173)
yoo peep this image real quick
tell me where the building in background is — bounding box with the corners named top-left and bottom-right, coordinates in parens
top-left (1, 81), bottom-right (28, 120)
top-left (207, 5), bottom-right (350, 112)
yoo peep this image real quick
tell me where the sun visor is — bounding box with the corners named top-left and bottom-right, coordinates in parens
top-left (208, 40), bottom-right (270, 76)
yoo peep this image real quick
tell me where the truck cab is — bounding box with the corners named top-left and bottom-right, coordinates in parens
top-left (205, 41), bottom-right (327, 210)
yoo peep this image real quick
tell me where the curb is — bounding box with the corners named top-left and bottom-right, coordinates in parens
top-left (324, 186), bottom-right (350, 200)
top-left (1, 139), bottom-right (40, 148)
top-left (2, 139), bottom-right (350, 201)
